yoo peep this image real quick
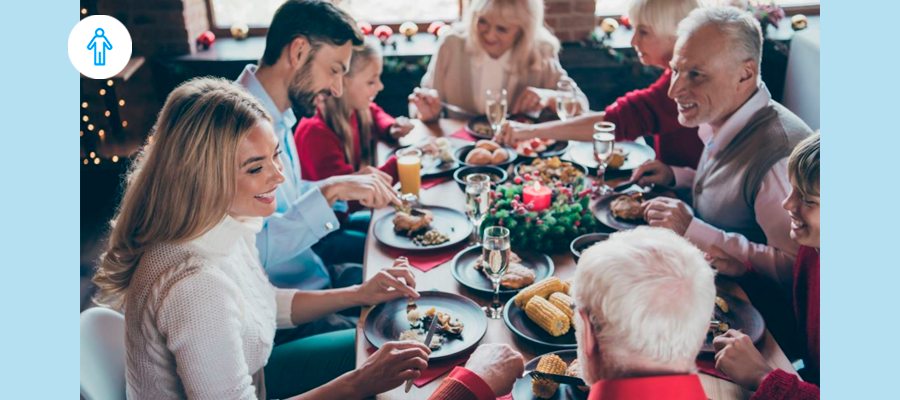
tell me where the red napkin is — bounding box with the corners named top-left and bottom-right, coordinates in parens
top-left (422, 176), bottom-right (453, 190)
top-left (366, 346), bottom-right (470, 387)
top-left (450, 128), bottom-right (478, 142)
top-left (695, 357), bottom-right (732, 382)
top-left (383, 243), bottom-right (467, 272)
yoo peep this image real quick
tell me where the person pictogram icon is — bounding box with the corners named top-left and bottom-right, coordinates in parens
top-left (87, 28), bottom-right (113, 66)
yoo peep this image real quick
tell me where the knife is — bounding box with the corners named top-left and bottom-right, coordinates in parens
top-left (530, 370), bottom-right (587, 387)
top-left (612, 179), bottom-right (637, 192)
top-left (405, 314), bottom-right (439, 392)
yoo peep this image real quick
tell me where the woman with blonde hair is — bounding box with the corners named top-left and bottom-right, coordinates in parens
top-left (409, 0), bottom-right (588, 119)
top-left (496, 0), bottom-right (705, 169)
top-left (93, 77), bottom-right (430, 400)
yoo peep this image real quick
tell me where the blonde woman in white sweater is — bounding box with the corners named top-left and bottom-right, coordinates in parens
top-left (92, 77), bottom-right (430, 400)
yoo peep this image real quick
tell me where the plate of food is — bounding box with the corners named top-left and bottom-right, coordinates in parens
top-left (373, 205), bottom-right (473, 250)
top-left (466, 114), bottom-right (538, 140)
top-left (512, 350), bottom-right (589, 400)
top-left (454, 140), bottom-right (518, 169)
top-left (591, 191), bottom-right (692, 232)
top-left (389, 138), bottom-right (459, 178)
top-left (363, 291), bottom-right (489, 361)
top-left (503, 277), bottom-right (577, 349)
top-left (516, 138), bottom-right (570, 159)
top-left (514, 157), bottom-right (587, 186)
top-left (450, 245), bottom-right (554, 295)
top-left (564, 141), bottom-right (656, 173)
top-left (703, 293), bottom-right (765, 354)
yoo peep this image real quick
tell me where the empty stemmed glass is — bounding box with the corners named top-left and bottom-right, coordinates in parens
top-left (485, 89), bottom-right (508, 137)
top-left (481, 226), bottom-right (510, 319)
top-left (465, 173), bottom-right (492, 244)
top-left (593, 122), bottom-right (616, 195)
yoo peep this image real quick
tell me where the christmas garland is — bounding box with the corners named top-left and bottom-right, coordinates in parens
top-left (481, 179), bottom-right (601, 253)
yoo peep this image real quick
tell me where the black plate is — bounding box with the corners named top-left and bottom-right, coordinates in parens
top-left (516, 140), bottom-right (571, 160)
top-left (591, 194), bottom-right (647, 231)
top-left (565, 141), bottom-right (656, 173)
top-left (466, 115), bottom-right (539, 140)
top-left (450, 245), bottom-right (554, 295)
top-left (512, 349), bottom-right (589, 400)
top-left (504, 296), bottom-right (577, 349)
top-left (513, 159), bottom-right (588, 186)
top-left (388, 146), bottom-right (460, 179)
top-left (364, 291), bottom-right (489, 361)
top-left (373, 206), bottom-right (473, 250)
top-left (569, 233), bottom-right (609, 264)
top-left (453, 165), bottom-right (508, 191)
top-left (453, 144), bottom-right (518, 169)
top-left (703, 293), bottom-right (765, 354)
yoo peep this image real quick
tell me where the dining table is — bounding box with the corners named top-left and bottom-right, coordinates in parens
top-left (356, 118), bottom-right (799, 400)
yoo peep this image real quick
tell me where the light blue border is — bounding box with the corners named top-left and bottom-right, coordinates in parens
top-left (0, 1), bottom-right (78, 397)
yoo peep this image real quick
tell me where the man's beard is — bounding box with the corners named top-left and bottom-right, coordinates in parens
top-left (288, 60), bottom-right (330, 118)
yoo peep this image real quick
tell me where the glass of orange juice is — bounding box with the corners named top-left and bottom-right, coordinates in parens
top-left (397, 148), bottom-right (422, 196)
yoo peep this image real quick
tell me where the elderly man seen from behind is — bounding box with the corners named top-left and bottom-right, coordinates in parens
top-left (632, 6), bottom-right (813, 289)
top-left (427, 226), bottom-right (716, 400)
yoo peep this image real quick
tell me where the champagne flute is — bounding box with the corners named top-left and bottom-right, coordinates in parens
top-left (481, 226), bottom-right (510, 319)
top-left (593, 122), bottom-right (616, 195)
top-left (555, 77), bottom-right (579, 121)
top-left (485, 89), bottom-right (508, 137)
top-left (465, 173), bottom-right (492, 244)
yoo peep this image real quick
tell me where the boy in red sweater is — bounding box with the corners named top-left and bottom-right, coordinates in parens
top-left (709, 133), bottom-right (820, 399)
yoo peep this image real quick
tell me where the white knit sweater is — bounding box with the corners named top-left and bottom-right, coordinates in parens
top-left (124, 216), bottom-right (297, 400)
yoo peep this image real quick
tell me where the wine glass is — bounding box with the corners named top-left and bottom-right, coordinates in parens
top-left (593, 122), bottom-right (616, 195)
top-left (555, 77), bottom-right (578, 121)
top-left (481, 226), bottom-right (510, 319)
top-left (465, 173), bottom-right (492, 244)
top-left (485, 89), bottom-right (508, 137)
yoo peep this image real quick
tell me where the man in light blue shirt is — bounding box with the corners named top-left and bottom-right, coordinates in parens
top-left (237, 1), bottom-right (398, 302)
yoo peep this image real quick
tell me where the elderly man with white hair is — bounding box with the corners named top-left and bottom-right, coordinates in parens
top-left (631, 6), bottom-right (813, 289)
top-left (427, 226), bottom-right (716, 400)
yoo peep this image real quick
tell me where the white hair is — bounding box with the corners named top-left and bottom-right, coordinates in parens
top-left (628, 0), bottom-right (702, 37)
top-left (571, 227), bottom-right (715, 374)
top-left (463, 0), bottom-right (560, 74)
top-left (676, 6), bottom-right (763, 67)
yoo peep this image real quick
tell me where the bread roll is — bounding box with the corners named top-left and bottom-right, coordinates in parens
top-left (491, 148), bottom-right (508, 164)
top-left (465, 148), bottom-right (492, 165)
top-left (475, 140), bottom-right (501, 152)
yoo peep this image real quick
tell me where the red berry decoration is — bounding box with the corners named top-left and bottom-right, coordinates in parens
top-left (574, 220), bottom-right (581, 227)
top-left (525, 217), bottom-right (531, 223)
top-left (517, 208), bottom-right (526, 215)
top-left (513, 176), bottom-right (523, 184)
top-left (523, 174), bottom-right (532, 181)
top-left (536, 219), bottom-right (543, 226)
top-left (490, 209), bottom-right (497, 216)
top-left (513, 194), bottom-right (520, 201)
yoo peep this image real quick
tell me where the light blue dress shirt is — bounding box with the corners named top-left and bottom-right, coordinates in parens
top-left (236, 64), bottom-right (340, 290)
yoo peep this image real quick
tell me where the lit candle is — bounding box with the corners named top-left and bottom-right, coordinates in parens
top-left (522, 181), bottom-right (552, 212)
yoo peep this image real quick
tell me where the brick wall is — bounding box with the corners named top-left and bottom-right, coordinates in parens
top-left (97, 0), bottom-right (209, 57)
top-left (545, 0), bottom-right (597, 43)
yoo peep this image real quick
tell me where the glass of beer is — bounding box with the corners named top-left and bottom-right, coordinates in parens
top-left (485, 89), bottom-right (508, 137)
top-left (397, 148), bottom-right (422, 196)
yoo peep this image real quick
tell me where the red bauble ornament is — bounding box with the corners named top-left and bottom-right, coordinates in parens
top-left (374, 25), bottom-right (393, 43)
top-left (358, 21), bottom-right (373, 36)
top-left (197, 31), bottom-right (215, 50)
top-left (427, 21), bottom-right (446, 36)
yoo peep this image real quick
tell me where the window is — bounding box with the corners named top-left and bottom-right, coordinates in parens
top-left (209, 0), bottom-right (461, 29)
top-left (595, 0), bottom-right (820, 17)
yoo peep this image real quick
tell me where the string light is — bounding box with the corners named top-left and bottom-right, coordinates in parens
top-left (118, 99), bottom-right (125, 106)
top-left (80, 131), bottom-right (84, 137)
top-left (84, 159), bottom-right (88, 165)
top-left (105, 110), bottom-right (111, 117)
top-left (99, 89), bottom-right (106, 96)
top-left (107, 80), bottom-right (114, 87)
top-left (89, 151), bottom-right (96, 159)
top-left (112, 156), bottom-right (119, 163)
top-left (87, 124), bottom-right (94, 131)
top-left (98, 129), bottom-right (105, 138)
top-left (82, 115), bottom-right (89, 122)
top-left (81, 102), bottom-right (88, 108)
top-left (122, 121), bottom-right (128, 127)
top-left (81, 8), bottom-right (87, 15)
top-left (94, 158), bottom-right (100, 165)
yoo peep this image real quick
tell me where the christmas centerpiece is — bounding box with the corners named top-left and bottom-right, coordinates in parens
top-left (481, 163), bottom-right (601, 253)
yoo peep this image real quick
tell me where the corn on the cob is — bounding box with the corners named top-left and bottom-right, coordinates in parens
top-left (525, 296), bottom-right (570, 337)
top-left (715, 296), bottom-right (729, 313)
top-left (549, 292), bottom-right (575, 328)
top-left (515, 276), bottom-right (564, 308)
top-left (532, 354), bottom-right (567, 398)
top-left (563, 278), bottom-right (573, 295)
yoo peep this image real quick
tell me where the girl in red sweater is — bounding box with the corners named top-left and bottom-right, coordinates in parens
top-left (709, 133), bottom-right (821, 399)
top-left (494, 0), bottom-right (704, 168)
top-left (294, 39), bottom-right (417, 184)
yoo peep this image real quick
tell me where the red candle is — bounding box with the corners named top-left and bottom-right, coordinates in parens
top-left (523, 182), bottom-right (552, 212)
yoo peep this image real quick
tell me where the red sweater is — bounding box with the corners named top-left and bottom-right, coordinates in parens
top-left (750, 246), bottom-right (820, 400)
top-left (603, 69), bottom-right (704, 168)
top-left (294, 102), bottom-right (399, 183)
